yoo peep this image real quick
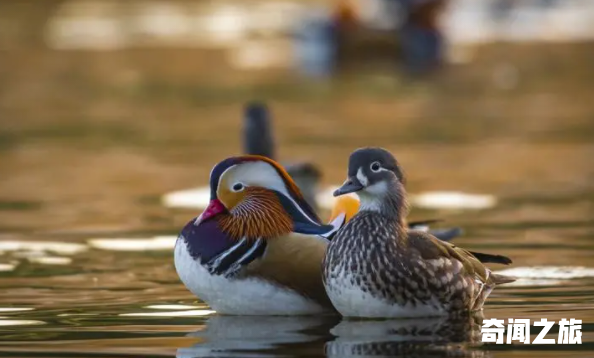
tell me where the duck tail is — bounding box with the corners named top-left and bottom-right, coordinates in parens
top-left (328, 194), bottom-right (359, 224)
top-left (491, 273), bottom-right (517, 285)
top-left (470, 251), bottom-right (513, 265)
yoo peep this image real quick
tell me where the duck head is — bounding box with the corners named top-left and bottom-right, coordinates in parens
top-left (197, 155), bottom-right (334, 239)
top-left (333, 147), bottom-right (409, 220)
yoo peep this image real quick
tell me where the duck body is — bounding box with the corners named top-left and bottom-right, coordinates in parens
top-left (322, 147), bottom-right (515, 318)
top-left (175, 214), bottom-right (462, 316)
top-left (175, 212), bottom-right (463, 315)
top-left (175, 223), bottom-right (330, 315)
top-left (324, 212), bottom-right (488, 318)
top-left (174, 155), bottom-right (339, 316)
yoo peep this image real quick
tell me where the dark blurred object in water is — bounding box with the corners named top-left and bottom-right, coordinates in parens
top-left (333, 0), bottom-right (358, 30)
top-left (397, 0), bottom-right (448, 74)
top-left (243, 101), bottom-right (321, 212)
top-left (294, 8), bottom-right (338, 78)
top-left (284, 162), bottom-right (322, 213)
top-left (242, 101), bottom-right (275, 159)
top-left (295, 0), bottom-right (448, 77)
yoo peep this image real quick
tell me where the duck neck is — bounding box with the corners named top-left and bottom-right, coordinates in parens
top-left (358, 182), bottom-right (408, 231)
top-left (218, 192), bottom-right (294, 240)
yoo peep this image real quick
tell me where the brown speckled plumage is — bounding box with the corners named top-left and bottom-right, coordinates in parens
top-left (322, 147), bottom-right (515, 317)
top-left (323, 211), bottom-right (502, 313)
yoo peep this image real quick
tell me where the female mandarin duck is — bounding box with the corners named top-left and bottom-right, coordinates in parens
top-left (175, 155), bottom-right (466, 316)
top-left (323, 147), bottom-right (515, 318)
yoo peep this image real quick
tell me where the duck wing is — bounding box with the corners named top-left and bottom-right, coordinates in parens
top-left (180, 218), bottom-right (268, 278)
top-left (407, 231), bottom-right (515, 285)
top-left (203, 237), bottom-right (267, 278)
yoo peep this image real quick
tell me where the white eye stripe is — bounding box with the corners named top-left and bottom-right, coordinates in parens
top-left (356, 167), bottom-right (369, 186)
top-left (219, 161), bottom-right (320, 225)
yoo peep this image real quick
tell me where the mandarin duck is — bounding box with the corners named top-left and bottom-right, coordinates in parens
top-left (322, 147), bottom-right (515, 318)
top-left (175, 155), bottom-right (466, 315)
top-left (175, 155), bottom-right (339, 315)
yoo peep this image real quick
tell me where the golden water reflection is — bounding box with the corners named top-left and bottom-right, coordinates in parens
top-left (0, 319), bottom-right (45, 327)
top-left (1, 2), bottom-right (594, 356)
top-left (0, 308), bottom-right (34, 312)
top-left (88, 236), bottom-right (176, 251)
top-left (120, 309), bottom-right (215, 318)
top-left (0, 241), bottom-right (87, 255)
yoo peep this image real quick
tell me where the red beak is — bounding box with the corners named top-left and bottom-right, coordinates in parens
top-left (195, 199), bottom-right (226, 225)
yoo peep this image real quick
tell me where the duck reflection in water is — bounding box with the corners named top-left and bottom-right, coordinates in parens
top-left (326, 312), bottom-right (487, 358)
top-left (177, 314), bottom-right (485, 358)
top-left (176, 315), bottom-right (339, 358)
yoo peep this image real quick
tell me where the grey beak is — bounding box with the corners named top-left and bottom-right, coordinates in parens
top-left (333, 177), bottom-right (364, 197)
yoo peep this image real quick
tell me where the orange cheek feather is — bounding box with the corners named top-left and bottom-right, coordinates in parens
top-left (218, 188), bottom-right (294, 240)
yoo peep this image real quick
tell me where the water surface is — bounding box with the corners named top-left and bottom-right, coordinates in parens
top-left (0, 178), bottom-right (593, 357)
top-left (1, 18), bottom-right (593, 356)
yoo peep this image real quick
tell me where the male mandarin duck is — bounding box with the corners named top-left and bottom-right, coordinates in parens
top-left (322, 147), bottom-right (515, 318)
top-left (175, 155), bottom-right (466, 316)
top-left (175, 155), bottom-right (338, 315)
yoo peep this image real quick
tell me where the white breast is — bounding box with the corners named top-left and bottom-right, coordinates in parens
top-left (174, 238), bottom-right (326, 315)
top-left (324, 271), bottom-right (446, 318)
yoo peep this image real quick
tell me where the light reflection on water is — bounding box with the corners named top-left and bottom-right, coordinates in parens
top-left (0, 319), bottom-right (45, 327)
top-left (88, 236), bottom-right (177, 251)
top-left (162, 186), bottom-right (499, 211)
top-left (1, 25), bottom-right (593, 355)
top-left (120, 309), bottom-right (216, 317)
top-left (0, 196), bottom-right (593, 358)
top-left (1, 143), bottom-right (594, 357)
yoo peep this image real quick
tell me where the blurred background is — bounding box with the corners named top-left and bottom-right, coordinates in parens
top-left (1, 0), bottom-right (592, 232)
top-left (0, 0), bottom-right (593, 356)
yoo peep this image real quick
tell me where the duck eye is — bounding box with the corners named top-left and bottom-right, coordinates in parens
top-left (232, 183), bottom-right (244, 192)
top-left (370, 162), bottom-right (381, 172)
